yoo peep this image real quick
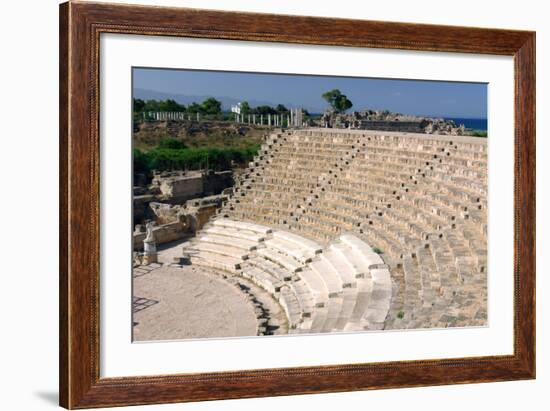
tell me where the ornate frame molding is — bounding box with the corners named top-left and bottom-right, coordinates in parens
top-left (59, 1), bottom-right (535, 408)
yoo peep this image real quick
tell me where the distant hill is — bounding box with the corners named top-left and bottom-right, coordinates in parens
top-left (133, 88), bottom-right (308, 111)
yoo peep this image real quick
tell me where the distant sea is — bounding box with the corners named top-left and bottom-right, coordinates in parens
top-left (445, 117), bottom-right (487, 131)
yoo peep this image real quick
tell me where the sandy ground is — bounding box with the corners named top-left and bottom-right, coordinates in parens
top-left (133, 265), bottom-right (258, 341)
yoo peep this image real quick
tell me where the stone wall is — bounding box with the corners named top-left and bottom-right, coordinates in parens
top-left (151, 170), bottom-right (234, 205)
top-left (184, 194), bottom-right (228, 231)
top-left (134, 193), bottom-right (229, 250)
top-left (203, 170), bottom-right (233, 195)
top-left (133, 221), bottom-right (187, 251)
top-left (133, 170), bottom-right (235, 225)
top-left (134, 194), bottom-right (155, 224)
top-left (158, 173), bottom-right (204, 203)
top-left (357, 120), bottom-right (425, 133)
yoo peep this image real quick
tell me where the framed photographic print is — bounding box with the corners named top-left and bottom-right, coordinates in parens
top-left (59, 1), bottom-right (535, 409)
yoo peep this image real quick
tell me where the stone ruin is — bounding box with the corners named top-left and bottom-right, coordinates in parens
top-left (320, 109), bottom-right (467, 136)
top-left (133, 193), bottom-right (229, 253)
top-left (149, 169), bottom-right (233, 204)
top-left (175, 128), bottom-right (487, 334)
top-left (132, 169), bottom-right (233, 254)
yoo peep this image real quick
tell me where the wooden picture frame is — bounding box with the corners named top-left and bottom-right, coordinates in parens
top-left (59, 1), bottom-right (535, 408)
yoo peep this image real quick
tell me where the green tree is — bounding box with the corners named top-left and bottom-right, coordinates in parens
top-left (254, 105), bottom-right (277, 115)
top-left (141, 99), bottom-right (186, 112)
top-left (275, 104), bottom-right (289, 114)
top-left (143, 99), bottom-right (161, 112)
top-left (322, 89), bottom-right (353, 113)
top-left (133, 98), bottom-right (146, 112)
top-left (158, 99), bottom-right (186, 112)
top-left (240, 101), bottom-right (251, 116)
top-left (186, 102), bottom-right (203, 114)
top-left (201, 97), bottom-right (222, 115)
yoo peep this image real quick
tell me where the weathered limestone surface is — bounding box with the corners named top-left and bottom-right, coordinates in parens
top-left (136, 128), bottom-right (487, 339)
top-left (151, 170), bottom-right (233, 204)
top-left (133, 221), bottom-right (187, 251)
top-left (133, 194), bottom-right (229, 251)
top-left (216, 128), bottom-right (487, 331)
top-left (182, 220), bottom-right (394, 334)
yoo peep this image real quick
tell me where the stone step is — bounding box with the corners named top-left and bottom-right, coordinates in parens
top-left (204, 225), bottom-right (266, 243)
top-left (291, 279), bottom-right (316, 318)
top-left (272, 230), bottom-right (323, 255)
top-left (256, 247), bottom-right (303, 273)
top-left (321, 296), bottom-right (343, 332)
top-left (198, 234), bottom-right (258, 251)
top-left (264, 237), bottom-right (314, 264)
top-left (334, 288), bottom-right (359, 330)
top-left (246, 255), bottom-right (293, 282)
top-left (340, 234), bottom-right (386, 267)
top-left (212, 218), bottom-right (273, 235)
top-left (190, 242), bottom-right (249, 260)
top-left (319, 250), bottom-right (357, 288)
top-left (190, 251), bottom-right (242, 272)
top-left (296, 268), bottom-right (329, 306)
top-left (309, 259), bottom-right (343, 296)
top-left (330, 243), bottom-right (370, 277)
top-left (240, 265), bottom-right (285, 295)
top-left (308, 305), bottom-right (329, 333)
top-left (278, 286), bottom-right (303, 329)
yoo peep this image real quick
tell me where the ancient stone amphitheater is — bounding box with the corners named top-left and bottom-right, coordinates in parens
top-left (180, 128), bottom-right (487, 335)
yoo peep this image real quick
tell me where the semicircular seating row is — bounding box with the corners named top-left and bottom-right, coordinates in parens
top-left (217, 129), bottom-right (487, 329)
top-left (185, 218), bottom-right (392, 333)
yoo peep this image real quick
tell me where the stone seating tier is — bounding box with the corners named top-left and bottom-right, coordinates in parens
top-left (185, 224), bottom-right (395, 333)
top-left (212, 130), bottom-right (487, 330)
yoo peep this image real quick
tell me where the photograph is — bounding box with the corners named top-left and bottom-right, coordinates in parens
top-left (131, 68), bottom-right (488, 342)
top-left (51, 1), bottom-right (538, 408)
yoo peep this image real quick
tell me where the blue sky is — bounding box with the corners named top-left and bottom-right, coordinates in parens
top-left (133, 67), bottom-right (487, 119)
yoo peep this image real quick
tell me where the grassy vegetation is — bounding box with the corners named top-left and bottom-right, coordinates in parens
top-left (175, 130), bottom-right (264, 150)
top-left (470, 130), bottom-right (488, 138)
top-left (397, 311), bottom-right (405, 320)
top-left (373, 247), bottom-right (384, 255)
top-left (133, 120), bottom-right (266, 151)
top-left (134, 142), bottom-right (260, 174)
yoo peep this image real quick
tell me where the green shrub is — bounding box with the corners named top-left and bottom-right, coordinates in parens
top-left (397, 311), bottom-right (405, 319)
top-left (134, 143), bottom-right (260, 174)
top-left (373, 247), bottom-right (383, 254)
top-left (471, 130), bottom-right (488, 138)
top-left (157, 138), bottom-right (187, 150)
top-left (133, 148), bottom-right (149, 174)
